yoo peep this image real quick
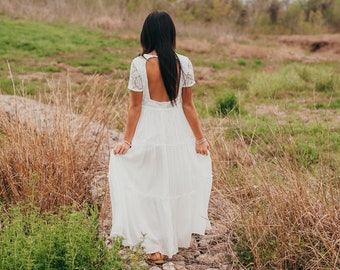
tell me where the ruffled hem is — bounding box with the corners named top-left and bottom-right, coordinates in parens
top-left (109, 184), bottom-right (211, 257)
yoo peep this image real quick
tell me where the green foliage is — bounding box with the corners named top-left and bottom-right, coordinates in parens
top-left (237, 59), bottom-right (247, 66)
top-left (0, 204), bottom-right (127, 270)
top-left (210, 61), bottom-right (222, 69)
top-left (254, 59), bottom-right (263, 66)
top-left (281, 2), bottom-right (305, 34)
top-left (234, 226), bottom-right (254, 267)
top-left (213, 91), bottom-right (239, 116)
top-left (326, 0), bottom-right (340, 30)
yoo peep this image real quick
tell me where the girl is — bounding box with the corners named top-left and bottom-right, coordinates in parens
top-left (108, 11), bottom-right (212, 264)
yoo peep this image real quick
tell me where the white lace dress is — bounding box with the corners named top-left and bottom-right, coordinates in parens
top-left (108, 53), bottom-right (212, 258)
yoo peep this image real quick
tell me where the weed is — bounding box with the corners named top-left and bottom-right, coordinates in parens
top-left (254, 59), bottom-right (263, 66)
top-left (237, 59), bottom-right (247, 66)
top-left (210, 61), bottom-right (222, 69)
top-left (212, 91), bottom-right (239, 116)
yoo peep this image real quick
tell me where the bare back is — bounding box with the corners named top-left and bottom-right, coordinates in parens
top-left (146, 57), bottom-right (170, 102)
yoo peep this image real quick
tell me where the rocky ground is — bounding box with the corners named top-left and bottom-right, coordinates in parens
top-left (100, 188), bottom-right (238, 270)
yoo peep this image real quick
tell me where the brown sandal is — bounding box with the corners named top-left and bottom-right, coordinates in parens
top-left (146, 252), bottom-right (165, 264)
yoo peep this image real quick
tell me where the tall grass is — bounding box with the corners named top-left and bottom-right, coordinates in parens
top-left (249, 63), bottom-right (340, 99)
top-left (206, 116), bottom-right (339, 269)
top-left (0, 75), bottom-right (127, 210)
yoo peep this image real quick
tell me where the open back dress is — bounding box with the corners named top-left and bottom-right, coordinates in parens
top-left (108, 53), bottom-right (212, 258)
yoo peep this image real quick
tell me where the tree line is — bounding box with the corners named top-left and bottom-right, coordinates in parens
top-left (124, 0), bottom-right (340, 33)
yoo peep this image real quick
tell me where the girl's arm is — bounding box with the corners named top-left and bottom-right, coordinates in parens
top-left (182, 87), bottom-right (210, 155)
top-left (113, 91), bottom-right (143, 155)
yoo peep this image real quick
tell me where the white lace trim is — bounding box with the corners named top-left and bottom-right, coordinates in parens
top-left (128, 62), bottom-right (143, 92)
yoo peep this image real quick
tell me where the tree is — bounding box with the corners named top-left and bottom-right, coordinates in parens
top-left (268, 0), bottom-right (281, 23)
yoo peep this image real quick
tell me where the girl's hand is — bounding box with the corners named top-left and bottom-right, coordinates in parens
top-left (113, 141), bottom-right (131, 155)
top-left (195, 141), bottom-right (210, 155)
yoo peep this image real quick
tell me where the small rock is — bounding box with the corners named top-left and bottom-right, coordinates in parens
top-left (180, 249), bottom-right (200, 261)
top-left (220, 265), bottom-right (234, 270)
top-left (174, 261), bottom-right (186, 270)
top-left (171, 254), bottom-right (185, 261)
top-left (149, 266), bottom-right (162, 270)
top-left (196, 253), bottom-right (226, 266)
top-left (189, 237), bottom-right (198, 248)
top-left (163, 262), bottom-right (175, 270)
top-left (198, 238), bottom-right (209, 249)
top-left (139, 261), bottom-right (149, 268)
top-left (186, 265), bottom-right (205, 270)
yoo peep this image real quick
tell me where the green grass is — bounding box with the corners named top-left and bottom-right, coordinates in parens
top-left (248, 63), bottom-right (340, 99)
top-left (0, 15), bottom-right (139, 94)
top-left (224, 113), bottom-right (339, 168)
top-left (312, 99), bottom-right (340, 109)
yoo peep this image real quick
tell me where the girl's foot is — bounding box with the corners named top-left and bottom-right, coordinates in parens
top-left (147, 252), bottom-right (165, 264)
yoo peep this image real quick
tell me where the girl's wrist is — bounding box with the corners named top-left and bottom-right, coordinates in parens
top-left (196, 137), bottom-right (207, 145)
top-left (123, 140), bottom-right (132, 148)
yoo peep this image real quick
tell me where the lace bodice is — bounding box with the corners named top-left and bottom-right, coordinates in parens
top-left (127, 53), bottom-right (195, 103)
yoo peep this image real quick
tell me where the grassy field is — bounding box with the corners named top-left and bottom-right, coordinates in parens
top-left (0, 9), bottom-right (339, 270)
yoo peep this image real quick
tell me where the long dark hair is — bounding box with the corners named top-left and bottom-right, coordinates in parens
top-left (140, 11), bottom-right (180, 104)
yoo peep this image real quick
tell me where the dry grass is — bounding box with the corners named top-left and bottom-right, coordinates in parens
top-left (205, 117), bottom-right (340, 269)
top-left (0, 0), bottom-right (126, 30)
top-left (0, 75), bottom-right (127, 210)
top-left (1, 64), bottom-right (338, 269)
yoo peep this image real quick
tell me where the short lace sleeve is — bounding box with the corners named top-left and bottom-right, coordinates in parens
top-left (128, 60), bottom-right (143, 92)
top-left (182, 57), bottom-right (195, 88)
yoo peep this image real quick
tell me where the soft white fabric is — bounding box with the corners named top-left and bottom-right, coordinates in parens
top-left (108, 53), bottom-right (212, 258)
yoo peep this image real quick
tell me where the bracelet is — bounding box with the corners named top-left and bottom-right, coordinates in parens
top-left (123, 140), bottom-right (132, 148)
top-left (196, 138), bottom-right (207, 145)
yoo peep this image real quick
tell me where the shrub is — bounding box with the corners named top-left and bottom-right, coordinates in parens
top-left (0, 204), bottom-right (128, 270)
top-left (213, 91), bottom-right (239, 116)
top-left (237, 59), bottom-right (247, 66)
